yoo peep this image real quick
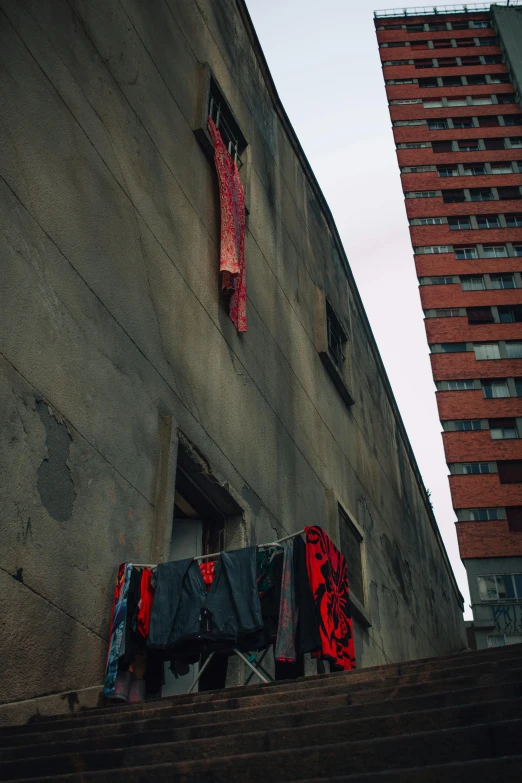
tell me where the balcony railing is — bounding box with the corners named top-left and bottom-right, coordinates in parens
top-left (374, 1), bottom-right (522, 18)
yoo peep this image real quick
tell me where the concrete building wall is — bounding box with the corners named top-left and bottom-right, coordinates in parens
top-left (465, 556), bottom-right (522, 648)
top-left (1, 0), bottom-right (465, 724)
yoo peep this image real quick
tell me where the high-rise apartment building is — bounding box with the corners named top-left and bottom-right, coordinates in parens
top-left (375, 2), bottom-right (522, 649)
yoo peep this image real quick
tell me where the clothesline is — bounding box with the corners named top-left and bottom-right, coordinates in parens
top-left (132, 529), bottom-right (305, 569)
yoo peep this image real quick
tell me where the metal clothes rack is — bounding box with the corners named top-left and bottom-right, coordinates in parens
top-left (131, 529), bottom-right (306, 691)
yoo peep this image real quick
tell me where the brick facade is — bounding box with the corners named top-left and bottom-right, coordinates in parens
top-left (376, 6), bottom-right (522, 563)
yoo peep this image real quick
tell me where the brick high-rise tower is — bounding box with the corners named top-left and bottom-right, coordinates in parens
top-left (375, 2), bottom-right (522, 648)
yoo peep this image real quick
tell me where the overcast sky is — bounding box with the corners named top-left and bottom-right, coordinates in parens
top-left (246, 0), bottom-right (472, 618)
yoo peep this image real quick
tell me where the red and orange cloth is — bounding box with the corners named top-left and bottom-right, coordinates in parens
top-left (208, 116), bottom-right (246, 332)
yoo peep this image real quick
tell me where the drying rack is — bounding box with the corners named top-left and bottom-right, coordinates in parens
top-left (132, 529), bottom-right (305, 692)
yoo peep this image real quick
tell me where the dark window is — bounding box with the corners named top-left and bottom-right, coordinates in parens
top-left (506, 214), bottom-right (522, 227)
top-left (387, 41), bottom-right (408, 48)
top-left (449, 216), bottom-right (472, 230)
top-left (498, 462), bottom-right (522, 484)
top-left (477, 37), bottom-right (498, 46)
top-left (463, 463), bottom-right (491, 474)
top-left (452, 22), bottom-right (469, 30)
top-left (443, 189), bottom-right (466, 203)
top-left (440, 342), bottom-right (467, 352)
top-left (453, 117), bottom-right (474, 128)
top-left (515, 378), bottom-right (522, 397)
top-left (477, 215), bottom-right (500, 228)
top-left (428, 119), bottom-right (448, 130)
top-left (438, 58), bottom-right (458, 67)
top-left (455, 37), bottom-right (477, 47)
top-left (483, 55), bottom-right (503, 64)
top-left (459, 139), bottom-right (480, 151)
top-left (506, 507), bottom-right (522, 532)
top-left (504, 115), bottom-right (522, 126)
top-left (419, 77), bottom-right (439, 88)
top-left (490, 75), bottom-right (510, 84)
top-left (498, 95), bottom-right (517, 104)
top-left (455, 420), bottom-right (483, 431)
top-left (470, 188), bottom-right (493, 201)
top-left (484, 138), bottom-right (505, 150)
top-left (430, 276), bottom-right (454, 284)
top-left (338, 505), bottom-right (364, 602)
top-left (433, 140), bottom-right (453, 153)
top-left (415, 59), bottom-right (434, 69)
top-left (466, 74), bottom-right (487, 85)
top-left (467, 307), bottom-right (494, 324)
top-left (442, 76), bottom-right (463, 86)
top-left (429, 23), bottom-right (447, 31)
top-left (460, 57), bottom-right (481, 66)
top-left (406, 24), bottom-right (424, 32)
top-left (208, 79), bottom-right (247, 165)
top-left (438, 166), bottom-right (459, 177)
top-left (478, 116), bottom-right (499, 127)
top-left (498, 186), bottom-right (521, 200)
top-left (482, 380), bottom-right (510, 398)
top-left (433, 39), bottom-right (451, 49)
top-left (463, 164), bottom-right (486, 175)
top-left (326, 302), bottom-right (346, 371)
top-left (498, 306), bottom-right (522, 324)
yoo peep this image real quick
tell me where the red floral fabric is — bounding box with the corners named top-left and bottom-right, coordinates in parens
top-left (137, 567), bottom-right (154, 638)
top-left (199, 560), bottom-right (216, 591)
top-left (305, 526), bottom-right (356, 671)
top-left (207, 117), bottom-right (246, 332)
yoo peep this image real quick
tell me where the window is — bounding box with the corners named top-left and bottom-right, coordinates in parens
top-left (483, 245), bottom-right (507, 258)
top-left (498, 95), bottom-right (517, 104)
top-left (469, 508), bottom-right (502, 520)
top-left (514, 246), bottom-right (522, 257)
top-left (412, 191), bottom-right (438, 198)
top-left (442, 76), bottom-right (462, 86)
top-left (467, 307), bottom-right (494, 324)
top-left (208, 79), bottom-right (247, 165)
top-left (431, 276), bottom-right (454, 285)
top-left (443, 189), bottom-right (466, 203)
top-left (452, 117), bottom-right (474, 128)
top-left (438, 166), bottom-right (459, 177)
top-left (490, 274), bottom-right (515, 289)
top-left (402, 143), bottom-right (431, 149)
top-left (418, 78), bottom-right (439, 88)
top-left (447, 98), bottom-right (468, 107)
top-left (424, 100), bottom-right (444, 108)
top-left (490, 75), bottom-right (511, 84)
top-left (470, 189), bottom-right (493, 201)
top-left (455, 247), bottom-right (478, 259)
top-left (484, 138), bottom-right (505, 150)
top-left (438, 58), bottom-right (458, 67)
top-left (386, 41), bottom-right (408, 48)
top-left (478, 574), bottom-right (522, 601)
top-left (506, 342), bottom-right (522, 359)
top-left (394, 120), bottom-right (426, 126)
top-left (394, 99), bottom-right (422, 104)
top-left (386, 60), bottom-right (412, 66)
top-left (433, 140), bottom-right (453, 153)
top-left (477, 216), bottom-right (500, 228)
top-left (428, 120), bottom-right (448, 130)
top-left (461, 276), bottom-right (485, 291)
top-left (460, 57), bottom-right (481, 66)
top-left (429, 23), bottom-right (447, 32)
top-left (483, 55), bottom-right (503, 64)
top-left (326, 302), bottom-right (346, 371)
top-left (498, 186), bottom-right (521, 200)
top-left (421, 246), bottom-right (449, 254)
top-left (415, 59), bottom-right (435, 69)
top-left (510, 138), bottom-right (522, 148)
top-left (455, 419), bottom-right (483, 430)
top-left (488, 633), bottom-right (522, 647)
top-left (432, 39), bottom-right (452, 49)
top-left (516, 378), bottom-right (522, 397)
top-left (419, 217), bottom-right (444, 224)
top-left (474, 343), bottom-right (500, 360)
top-left (435, 309), bottom-right (461, 317)
top-left (504, 115), bottom-right (522, 127)
top-left (507, 506), bottom-right (522, 532)
top-left (470, 96), bottom-right (493, 105)
top-left (463, 463), bottom-right (491, 474)
top-left (449, 217), bottom-right (471, 230)
top-left (338, 505), bottom-right (364, 603)
top-left (499, 306), bottom-right (522, 324)
top-left (452, 22), bottom-right (469, 30)
top-left (447, 379), bottom-right (475, 390)
top-left (406, 24), bottom-right (424, 33)
top-left (482, 380), bottom-right (509, 398)
top-left (454, 38), bottom-right (476, 47)
top-left (490, 164), bottom-right (513, 174)
top-left (459, 139), bottom-right (480, 151)
top-left (471, 21), bottom-right (490, 29)
top-left (506, 214), bottom-right (522, 227)
top-left (478, 37), bottom-right (498, 46)
top-left (498, 461), bottom-right (522, 484)
top-left (390, 79), bottom-right (416, 84)
top-left (439, 342), bottom-right (467, 353)
top-left (466, 74), bottom-right (487, 85)
top-left (490, 418), bottom-right (518, 439)
top-left (478, 115), bottom-right (499, 127)
top-left (463, 164), bottom-right (486, 175)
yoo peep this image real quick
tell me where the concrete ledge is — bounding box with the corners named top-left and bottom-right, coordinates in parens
top-left (0, 685), bottom-right (103, 727)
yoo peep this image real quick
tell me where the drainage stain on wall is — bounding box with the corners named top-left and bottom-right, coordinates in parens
top-left (36, 401), bottom-right (76, 522)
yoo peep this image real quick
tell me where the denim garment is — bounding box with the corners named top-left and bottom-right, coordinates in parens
top-left (148, 547), bottom-right (262, 649)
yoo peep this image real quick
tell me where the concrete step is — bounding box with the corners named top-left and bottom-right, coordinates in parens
top-left (289, 754), bottom-right (522, 783)
top-left (2, 658), bottom-right (520, 744)
top-left (1, 696), bottom-right (521, 779)
top-left (23, 643), bottom-right (522, 727)
top-left (8, 719), bottom-right (522, 782)
top-left (1, 666), bottom-right (520, 750)
top-left (1, 677), bottom-right (519, 752)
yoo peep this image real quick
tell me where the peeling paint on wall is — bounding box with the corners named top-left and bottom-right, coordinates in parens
top-left (36, 401), bottom-right (76, 522)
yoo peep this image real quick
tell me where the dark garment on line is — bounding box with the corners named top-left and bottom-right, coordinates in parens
top-left (293, 534), bottom-right (321, 657)
top-left (148, 547), bottom-right (263, 649)
top-left (275, 540), bottom-right (297, 663)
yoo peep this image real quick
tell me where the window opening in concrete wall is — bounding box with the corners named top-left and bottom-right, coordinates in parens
top-left (208, 78), bottom-right (246, 168)
top-left (478, 573), bottom-right (522, 601)
top-left (326, 301), bottom-right (346, 372)
top-left (487, 633), bottom-right (522, 647)
top-left (338, 504), bottom-right (364, 605)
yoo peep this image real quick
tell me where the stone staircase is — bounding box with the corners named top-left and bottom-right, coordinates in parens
top-left (0, 643), bottom-right (521, 782)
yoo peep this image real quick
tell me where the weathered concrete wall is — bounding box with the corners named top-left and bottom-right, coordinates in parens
top-left (0, 0), bottom-right (465, 721)
top-left (493, 6), bottom-right (522, 106)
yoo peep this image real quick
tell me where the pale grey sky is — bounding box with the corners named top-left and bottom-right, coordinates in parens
top-left (246, 0), bottom-right (472, 617)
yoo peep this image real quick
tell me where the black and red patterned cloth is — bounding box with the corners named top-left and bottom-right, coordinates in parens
top-left (305, 526), bottom-right (356, 671)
